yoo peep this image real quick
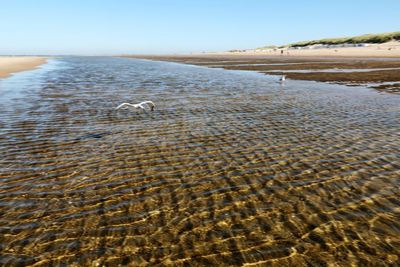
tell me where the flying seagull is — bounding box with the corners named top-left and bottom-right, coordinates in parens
top-left (115, 101), bottom-right (155, 111)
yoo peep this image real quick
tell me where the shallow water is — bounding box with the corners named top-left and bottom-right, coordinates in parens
top-left (0, 57), bottom-right (399, 266)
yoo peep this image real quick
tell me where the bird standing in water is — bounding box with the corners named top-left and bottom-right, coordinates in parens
top-left (279, 75), bottom-right (286, 82)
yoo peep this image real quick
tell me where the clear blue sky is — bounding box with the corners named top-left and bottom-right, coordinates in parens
top-left (1, 0), bottom-right (399, 55)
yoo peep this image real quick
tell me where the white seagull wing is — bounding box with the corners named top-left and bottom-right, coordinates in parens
top-left (116, 103), bottom-right (138, 110)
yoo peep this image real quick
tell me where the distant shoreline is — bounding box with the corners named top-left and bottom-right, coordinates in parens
top-left (0, 56), bottom-right (48, 78)
top-left (223, 41), bottom-right (400, 58)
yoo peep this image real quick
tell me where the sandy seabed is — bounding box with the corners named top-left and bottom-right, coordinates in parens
top-left (0, 57), bottom-right (399, 266)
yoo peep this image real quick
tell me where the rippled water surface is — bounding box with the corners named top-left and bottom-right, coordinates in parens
top-left (0, 57), bottom-right (399, 266)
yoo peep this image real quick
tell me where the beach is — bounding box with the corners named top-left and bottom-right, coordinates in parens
top-left (228, 41), bottom-right (400, 58)
top-left (130, 43), bottom-right (400, 93)
top-left (2, 0), bottom-right (400, 264)
top-left (0, 56), bottom-right (47, 78)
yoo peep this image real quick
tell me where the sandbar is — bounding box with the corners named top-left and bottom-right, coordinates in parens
top-left (0, 56), bottom-right (47, 78)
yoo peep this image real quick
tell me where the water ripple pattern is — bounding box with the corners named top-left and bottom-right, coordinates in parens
top-left (0, 57), bottom-right (399, 266)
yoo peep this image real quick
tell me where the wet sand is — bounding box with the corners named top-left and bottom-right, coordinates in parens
top-left (128, 55), bottom-right (400, 93)
top-left (0, 56), bottom-right (47, 78)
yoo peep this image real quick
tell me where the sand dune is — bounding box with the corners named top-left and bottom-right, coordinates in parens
top-left (0, 56), bottom-right (47, 78)
top-left (225, 41), bottom-right (400, 57)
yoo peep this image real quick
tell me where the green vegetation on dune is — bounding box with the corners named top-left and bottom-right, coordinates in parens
top-left (259, 32), bottom-right (400, 49)
top-left (290, 32), bottom-right (400, 47)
